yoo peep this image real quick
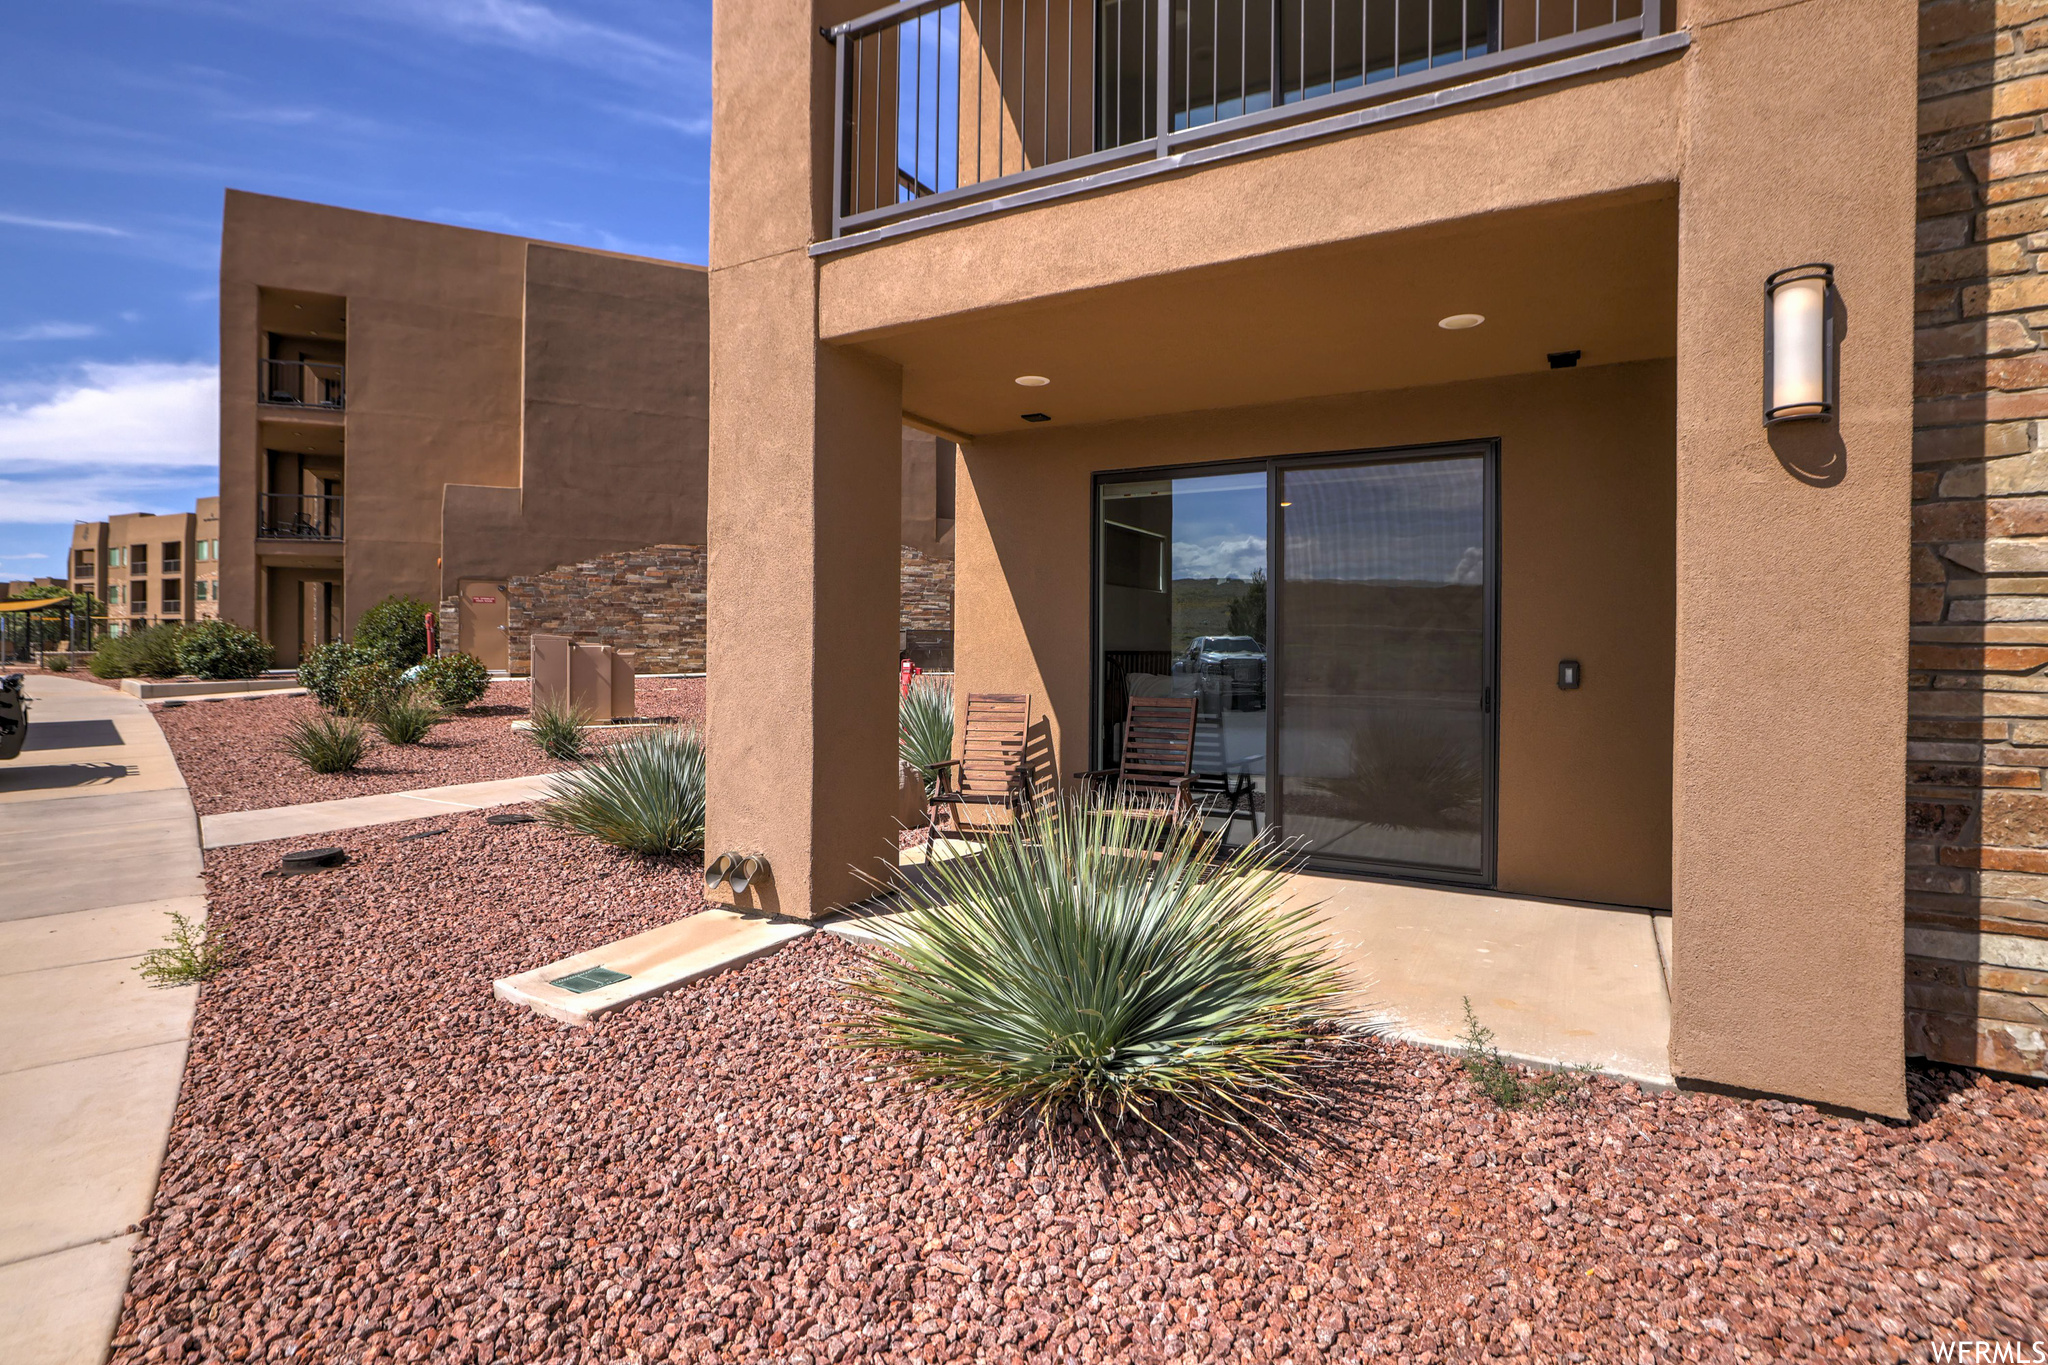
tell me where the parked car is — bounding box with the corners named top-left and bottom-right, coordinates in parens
top-left (1175, 636), bottom-right (1266, 710)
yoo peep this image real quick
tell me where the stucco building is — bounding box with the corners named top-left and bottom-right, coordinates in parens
top-left (70, 510), bottom-right (202, 633)
top-left (219, 192), bottom-right (958, 672)
top-left (691, 0), bottom-right (2036, 1115)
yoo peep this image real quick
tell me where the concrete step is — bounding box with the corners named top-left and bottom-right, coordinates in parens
top-left (494, 910), bottom-right (811, 1026)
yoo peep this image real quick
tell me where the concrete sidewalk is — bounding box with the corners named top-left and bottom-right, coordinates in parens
top-left (199, 773), bottom-right (557, 848)
top-left (0, 673), bottom-right (203, 1365)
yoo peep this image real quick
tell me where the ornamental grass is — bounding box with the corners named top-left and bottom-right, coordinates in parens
top-left (539, 724), bottom-right (706, 856)
top-left (841, 795), bottom-right (1353, 1148)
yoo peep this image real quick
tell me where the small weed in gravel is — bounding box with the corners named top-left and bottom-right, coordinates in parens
top-left (136, 911), bottom-right (231, 987)
top-left (1459, 996), bottom-right (1590, 1110)
top-left (528, 696), bottom-right (591, 762)
top-left (283, 713), bottom-right (368, 773)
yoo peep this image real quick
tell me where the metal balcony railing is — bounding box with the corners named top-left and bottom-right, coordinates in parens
top-left (260, 357), bottom-right (345, 409)
top-left (259, 493), bottom-right (344, 542)
top-left (829, 0), bottom-right (1662, 237)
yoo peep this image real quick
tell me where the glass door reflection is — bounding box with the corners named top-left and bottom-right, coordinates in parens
top-left (1273, 451), bottom-right (1492, 879)
top-left (1096, 469), bottom-right (1268, 845)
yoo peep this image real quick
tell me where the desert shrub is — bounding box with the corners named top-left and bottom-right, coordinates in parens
top-left (1458, 998), bottom-right (1591, 1111)
top-left (842, 795), bottom-right (1353, 1144)
top-left (527, 694), bottom-right (591, 762)
top-left (899, 674), bottom-right (955, 796)
top-left (373, 687), bottom-right (442, 745)
top-left (415, 650), bottom-right (490, 710)
top-left (88, 633), bottom-right (137, 678)
top-left (283, 713), bottom-right (368, 774)
top-left (45, 654), bottom-right (70, 672)
top-left (354, 595), bottom-right (433, 670)
top-left (337, 658), bottom-right (402, 720)
top-left (174, 619), bottom-right (274, 680)
top-left (296, 640), bottom-right (356, 709)
top-left (137, 910), bottom-right (233, 987)
top-left (540, 725), bottom-right (706, 855)
top-left (127, 623), bottom-right (188, 679)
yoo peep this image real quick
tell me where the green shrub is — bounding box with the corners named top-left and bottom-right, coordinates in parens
top-left (540, 725), bottom-right (706, 855)
top-left (842, 796), bottom-right (1352, 1145)
top-left (354, 595), bottom-right (433, 670)
top-left (373, 687), bottom-right (441, 745)
top-left (527, 695), bottom-right (591, 762)
top-left (45, 655), bottom-right (70, 672)
top-left (283, 713), bottom-right (368, 773)
top-left (120, 623), bottom-right (186, 679)
top-left (136, 910), bottom-right (233, 988)
top-left (174, 619), bottom-right (274, 680)
top-left (296, 640), bottom-right (355, 709)
top-left (1458, 998), bottom-right (1591, 1111)
top-left (87, 634), bottom-right (136, 679)
top-left (337, 658), bottom-right (401, 720)
top-left (899, 674), bottom-right (954, 796)
top-left (415, 651), bottom-right (490, 709)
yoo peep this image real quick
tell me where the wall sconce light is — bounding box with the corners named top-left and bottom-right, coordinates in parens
top-left (1764, 263), bottom-right (1836, 425)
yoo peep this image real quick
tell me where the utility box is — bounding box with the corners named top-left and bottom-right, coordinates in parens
top-left (532, 635), bottom-right (635, 722)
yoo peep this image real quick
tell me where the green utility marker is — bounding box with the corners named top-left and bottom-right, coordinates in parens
top-left (549, 966), bottom-right (631, 994)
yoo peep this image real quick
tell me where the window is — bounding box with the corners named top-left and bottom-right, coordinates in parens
top-left (108, 584), bottom-right (121, 605)
top-left (131, 582), bottom-right (147, 610)
top-left (161, 579), bottom-right (181, 607)
top-left (108, 547), bottom-right (124, 568)
top-left (161, 542), bottom-right (181, 572)
top-left (197, 540), bottom-right (210, 562)
top-left (131, 545), bottom-right (147, 573)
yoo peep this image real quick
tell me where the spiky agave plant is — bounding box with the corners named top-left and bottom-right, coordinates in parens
top-left (539, 724), bottom-right (706, 855)
top-left (842, 794), bottom-right (1352, 1146)
top-left (527, 695), bottom-right (591, 763)
top-left (282, 712), bottom-right (367, 774)
top-left (898, 674), bottom-right (955, 796)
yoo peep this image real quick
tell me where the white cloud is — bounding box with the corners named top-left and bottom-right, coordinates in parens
top-left (0, 323), bottom-right (100, 342)
top-left (0, 362), bottom-right (217, 475)
top-left (0, 551), bottom-right (50, 561)
top-left (378, 0), bottom-right (702, 85)
top-left (1172, 535), bottom-right (1267, 581)
top-left (0, 211), bottom-right (130, 238)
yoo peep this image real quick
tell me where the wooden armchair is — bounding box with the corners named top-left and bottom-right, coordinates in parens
top-left (1075, 695), bottom-right (1199, 815)
top-left (926, 692), bottom-right (1033, 841)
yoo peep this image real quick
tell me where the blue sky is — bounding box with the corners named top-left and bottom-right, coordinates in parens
top-left (0, 0), bottom-right (711, 582)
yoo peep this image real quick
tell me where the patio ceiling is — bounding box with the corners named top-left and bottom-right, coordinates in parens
top-left (836, 188), bottom-right (1678, 437)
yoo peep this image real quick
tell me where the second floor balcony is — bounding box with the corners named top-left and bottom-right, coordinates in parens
top-left (261, 357), bottom-right (346, 410)
top-left (259, 493), bottom-right (344, 543)
top-left (828, 0), bottom-right (1666, 241)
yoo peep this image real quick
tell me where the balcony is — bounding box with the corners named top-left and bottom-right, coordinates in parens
top-left (259, 493), bottom-right (344, 542)
top-left (260, 357), bottom-right (345, 410)
top-left (829, 0), bottom-right (1666, 241)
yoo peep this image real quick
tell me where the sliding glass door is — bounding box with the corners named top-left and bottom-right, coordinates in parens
top-left (1094, 442), bottom-right (1495, 883)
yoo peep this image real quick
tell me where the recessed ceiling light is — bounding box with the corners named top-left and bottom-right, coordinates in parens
top-left (1015, 375), bottom-right (1050, 387)
top-left (1438, 313), bottom-right (1485, 330)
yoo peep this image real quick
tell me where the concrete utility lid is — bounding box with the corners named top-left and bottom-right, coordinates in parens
top-left (494, 910), bottom-right (810, 1026)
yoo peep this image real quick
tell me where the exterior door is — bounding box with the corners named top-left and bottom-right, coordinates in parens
top-left (458, 580), bottom-right (509, 670)
top-left (1271, 445), bottom-right (1496, 882)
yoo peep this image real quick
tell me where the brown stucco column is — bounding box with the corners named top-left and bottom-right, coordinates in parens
top-left (704, 0), bottom-right (905, 919)
top-left (1670, 0), bottom-right (1916, 1117)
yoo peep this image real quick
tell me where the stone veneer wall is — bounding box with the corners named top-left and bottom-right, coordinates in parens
top-left (1910, 0), bottom-right (2048, 1077)
top-left (900, 545), bottom-right (954, 636)
top-left (488, 543), bottom-right (957, 677)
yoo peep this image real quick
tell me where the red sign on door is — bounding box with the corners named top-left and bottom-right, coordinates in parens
top-left (469, 595), bottom-right (497, 605)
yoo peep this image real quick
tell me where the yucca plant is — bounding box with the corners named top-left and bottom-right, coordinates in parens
top-left (373, 687), bottom-right (442, 745)
top-left (527, 695), bottom-right (591, 762)
top-left (898, 674), bottom-right (955, 796)
top-left (539, 724), bottom-right (706, 855)
top-left (842, 795), bottom-right (1353, 1147)
top-left (283, 712), bottom-right (367, 774)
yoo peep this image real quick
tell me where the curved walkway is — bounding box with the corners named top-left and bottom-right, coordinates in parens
top-left (0, 674), bottom-right (203, 1365)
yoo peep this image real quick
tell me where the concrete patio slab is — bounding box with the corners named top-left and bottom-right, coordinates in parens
top-left (495, 910), bottom-right (812, 1026)
top-left (0, 1235), bottom-right (138, 1365)
top-left (0, 674), bottom-right (204, 1365)
top-left (1294, 874), bottom-right (1672, 1085)
top-left (200, 773), bottom-right (557, 848)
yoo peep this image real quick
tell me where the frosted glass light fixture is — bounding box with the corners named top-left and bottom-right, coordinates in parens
top-left (1765, 263), bottom-right (1836, 424)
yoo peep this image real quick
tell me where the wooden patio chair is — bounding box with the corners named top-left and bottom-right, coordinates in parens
top-left (1075, 694), bottom-right (1198, 816)
top-left (926, 691), bottom-right (1033, 841)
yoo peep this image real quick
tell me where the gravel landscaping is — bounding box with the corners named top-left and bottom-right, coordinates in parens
top-left (112, 812), bottom-right (2047, 1364)
top-left (156, 676), bottom-right (705, 814)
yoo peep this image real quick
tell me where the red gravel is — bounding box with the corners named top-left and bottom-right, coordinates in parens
top-left (113, 814), bottom-right (2047, 1364)
top-left (156, 677), bottom-right (705, 815)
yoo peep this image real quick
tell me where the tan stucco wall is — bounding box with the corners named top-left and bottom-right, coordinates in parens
top-left (952, 361), bottom-right (1676, 910)
top-left (440, 242), bottom-right (710, 596)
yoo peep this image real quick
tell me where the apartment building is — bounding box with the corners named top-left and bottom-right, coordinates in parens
top-left (193, 497), bottom-right (220, 621)
top-left (71, 511), bottom-right (201, 633)
top-left (693, 0), bottom-right (1998, 1114)
top-left (3, 577), bottom-right (61, 599)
